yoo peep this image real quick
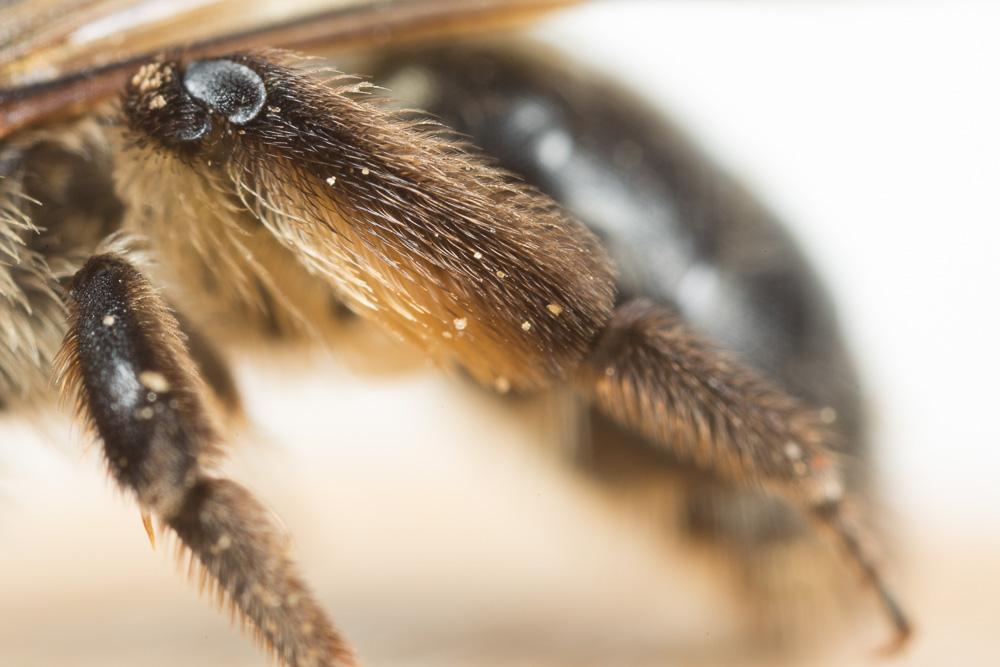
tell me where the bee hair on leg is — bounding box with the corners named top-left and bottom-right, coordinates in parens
top-left (579, 298), bottom-right (912, 649)
top-left (119, 51), bottom-right (616, 391)
top-left (55, 253), bottom-right (356, 667)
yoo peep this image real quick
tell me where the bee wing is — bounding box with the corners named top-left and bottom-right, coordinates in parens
top-left (0, 0), bottom-right (579, 137)
top-left (3, 0), bottom-right (379, 85)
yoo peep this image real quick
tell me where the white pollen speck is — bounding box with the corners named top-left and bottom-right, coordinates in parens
top-left (148, 94), bottom-right (166, 110)
top-left (784, 441), bottom-right (803, 461)
top-left (268, 105), bottom-right (281, 113)
top-left (136, 406), bottom-right (154, 420)
top-left (102, 314), bottom-right (116, 327)
top-left (473, 251), bottom-right (483, 259)
top-left (442, 331), bottom-right (453, 339)
top-left (361, 167), bottom-right (370, 175)
top-left (496, 270), bottom-right (507, 279)
top-left (819, 406), bottom-right (838, 424)
top-left (521, 320), bottom-right (532, 331)
top-left (546, 303), bottom-right (563, 316)
top-left (453, 317), bottom-right (467, 331)
top-left (139, 370), bottom-right (171, 393)
top-left (821, 477), bottom-right (844, 503)
top-left (326, 176), bottom-right (337, 186)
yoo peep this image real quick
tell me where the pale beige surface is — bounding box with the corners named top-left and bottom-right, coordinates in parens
top-left (0, 344), bottom-right (998, 667)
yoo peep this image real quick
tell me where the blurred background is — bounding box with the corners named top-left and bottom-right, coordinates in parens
top-left (1, 1), bottom-right (998, 665)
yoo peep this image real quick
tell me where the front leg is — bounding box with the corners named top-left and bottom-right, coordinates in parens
top-left (55, 254), bottom-right (355, 667)
top-left (579, 298), bottom-right (912, 650)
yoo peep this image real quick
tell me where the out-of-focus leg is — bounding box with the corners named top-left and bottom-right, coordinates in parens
top-left (579, 298), bottom-right (911, 650)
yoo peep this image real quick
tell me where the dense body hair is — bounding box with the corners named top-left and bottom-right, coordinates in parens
top-left (0, 118), bottom-right (119, 399)
top-left (0, 178), bottom-right (64, 397)
top-left (121, 52), bottom-right (616, 390)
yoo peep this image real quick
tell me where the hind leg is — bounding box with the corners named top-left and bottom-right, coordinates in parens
top-left (577, 299), bottom-right (910, 650)
top-left (364, 43), bottom-right (897, 649)
top-left (573, 407), bottom-right (851, 651)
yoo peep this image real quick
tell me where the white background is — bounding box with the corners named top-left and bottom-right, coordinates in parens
top-left (540, 0), bottom-right (1000, 527)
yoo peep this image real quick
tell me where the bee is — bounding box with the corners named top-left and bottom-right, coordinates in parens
top-left (0, 1), bottom-right (911, 665)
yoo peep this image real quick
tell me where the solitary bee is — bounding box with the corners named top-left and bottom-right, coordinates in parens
top-left (0, 1), bottom-right (911, 665)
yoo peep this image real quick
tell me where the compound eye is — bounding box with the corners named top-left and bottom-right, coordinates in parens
top-left (183, 59), bottom-right (266, 125)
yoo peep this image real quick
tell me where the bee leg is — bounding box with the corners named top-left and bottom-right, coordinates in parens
top-left (579, 298), bottom-right (912, 650)
top-left (55, 254), bottom-right (357, 667)
top-left (171, 308), bottom-right (243, 418)
top-left (680, 470), bottom-right (853, 647)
